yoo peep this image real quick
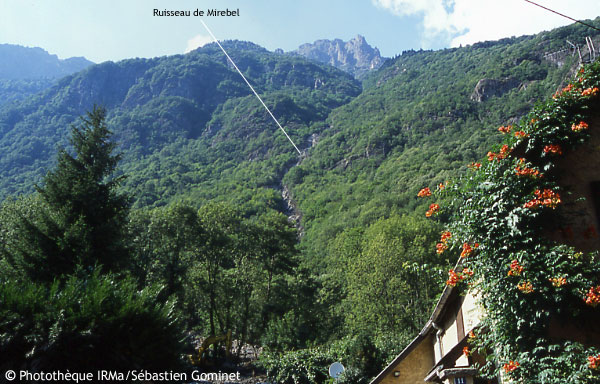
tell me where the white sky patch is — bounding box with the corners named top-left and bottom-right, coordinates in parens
top-left (372, 0), bottom-right (600, 47)
top-left (185, 34), bottom-right (213, 53)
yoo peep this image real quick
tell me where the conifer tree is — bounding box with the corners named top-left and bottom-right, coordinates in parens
top-left (5, 106), bottom-right (129, 282)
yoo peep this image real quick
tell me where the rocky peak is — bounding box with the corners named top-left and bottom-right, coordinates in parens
top-left (291, 35), bottom-right (386, 78)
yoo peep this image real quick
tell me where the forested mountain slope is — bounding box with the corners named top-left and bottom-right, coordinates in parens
top-left (0, 44), bottom-right (93, 105)
top-left (0, 41), bottom-right (360, 210)
top-left (288, 21), bottom-right (600, 267)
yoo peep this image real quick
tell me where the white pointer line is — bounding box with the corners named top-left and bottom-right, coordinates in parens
top-left (200, 19), bottom-right (302, 155)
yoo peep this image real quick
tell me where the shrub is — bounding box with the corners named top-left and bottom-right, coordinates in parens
top-left (0, 272), bottom-right (185, 373)
top-left (260, 348), bottom-right (334, 384)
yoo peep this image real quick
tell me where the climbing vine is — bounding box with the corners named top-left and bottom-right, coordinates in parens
top-left (418, 60), bottom-right (600, 383)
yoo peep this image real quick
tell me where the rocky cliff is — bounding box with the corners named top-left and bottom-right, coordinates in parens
top-left (291, 35), bottom-right (385, 78)
top-left (470, 77), bottom-right (521, 102)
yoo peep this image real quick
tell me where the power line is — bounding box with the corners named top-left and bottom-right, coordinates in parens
top-left (200, 19), bottom-right (302, 155)
top-left (523, 0), bottom-right (600, 32)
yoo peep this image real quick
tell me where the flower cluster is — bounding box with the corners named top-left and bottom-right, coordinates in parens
top-left (514, 130), bottom-right (528, 139)
top-left (503, 361), bottom-right (520, 373)
top-left (585, 286), bottom-right (600, 307)
top-left (543, 144), bottom-right (563, 155)
top-left (581, 87), bottom-right (599, 96)
top-left (553, 83), bottom-right (573, 98)
top-left (515, 158), bottom-right (542, 178)
top-left (445, 62), bottom-right (600, 381)
top-left (517, 281), bottom-right (534, 294)
top-left (436, 242), bottom-right (448, 254)
top-left (523, 189), bottom-right (561, 209)
top-left (437, 60), bottom-right (600, 383)
top-left (589, 354), bottom-right (600, 370)
top-left (417, 187), bottom-right (432, 197)
top-left (426, 203), bottom-right (440, 217)
top-left (446, 268), bottom-right (473, 287)
top-left (440, 231), bottom-right (452, 243)
top-left (571, 121), bottom-right (589, 132)
top-left (487, 144), bottom-right (511, 161)
top-left (507, 260), bottom-right (524, 276)
top-left (463, 346), bottom-right (471, 357)
top-left (436, 231), bottom-right (452, 254)
top-left (549, 276), bottom-right (567, 287)
top-left (460, 242), bottom-right (479, 258)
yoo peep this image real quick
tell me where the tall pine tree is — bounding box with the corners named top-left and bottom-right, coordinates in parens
top-left (5, 106), bottom-right (129, 282)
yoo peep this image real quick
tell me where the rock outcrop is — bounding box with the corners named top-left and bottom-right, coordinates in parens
top-left (291, 35), bottom-right (386, 78)
top-left (470, 77), bottom-right (521, 102)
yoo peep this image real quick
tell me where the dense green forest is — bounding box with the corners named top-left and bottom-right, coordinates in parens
top-left (0, 78), bottom-right (55, 105)
top-left (1, 19), bottom-right (599, 383)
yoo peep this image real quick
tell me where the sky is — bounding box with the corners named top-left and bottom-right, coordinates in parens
top-left (1, 0), bottom-right (599, 63)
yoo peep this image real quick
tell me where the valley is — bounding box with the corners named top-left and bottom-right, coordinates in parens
top-left (1, 17), bottom-right (600, 384)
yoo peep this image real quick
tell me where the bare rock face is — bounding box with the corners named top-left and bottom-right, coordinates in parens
top-left (471, 77), bottom-right (520, 102)
top-left (292, 35), bottom-right (386, 78)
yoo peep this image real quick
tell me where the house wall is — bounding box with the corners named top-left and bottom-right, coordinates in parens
top-left (434, 291), bottom-right (483, 366)
top-left (547, 115), bottom-right (600, 252)
top-left (440, 318), bottom-right (459, 360)
top-left (461, 291), bottom-right (482, 334)
top-left (379, 334), bottom-right (435, 384)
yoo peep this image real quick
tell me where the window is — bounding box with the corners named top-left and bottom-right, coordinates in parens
top-left (454, 378), bottom-right (467, 384)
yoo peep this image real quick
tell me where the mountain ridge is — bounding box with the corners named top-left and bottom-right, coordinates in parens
top-left (0, 43), bottom-right (93, 80)
top-left (0, 41), bottom-right (360, 207)
top-left (0, 44), bottom-right (94, 106)
top-left (1, 22), bottom-right (599, 248)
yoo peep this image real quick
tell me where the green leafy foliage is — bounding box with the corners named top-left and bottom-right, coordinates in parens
top-left (0, 109), bottom-right (186, 373)
top-left (332, 214), bottom-right (447, 337)
top-left (1, 107), bottom-right (129, 282)
top-left (0, 272), bottom-right (184, 372)
top-left (0, 78), bottom-right (55, 106)
top-left (434, 59), bottom-right (600, 383)
top-left (128, 199), bottom-right (313, 351)
top-left (260, 348), bottom-right (334, 384)
top-left (260, 333), bottom-right (410, 384)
